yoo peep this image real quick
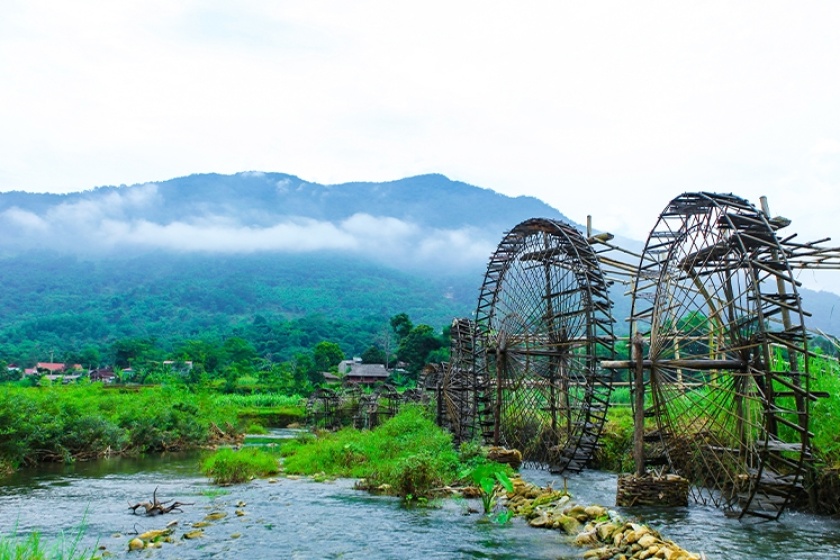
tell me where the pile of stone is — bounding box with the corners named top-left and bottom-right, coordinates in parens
top-left (502, 477), bottom-right (703, 560)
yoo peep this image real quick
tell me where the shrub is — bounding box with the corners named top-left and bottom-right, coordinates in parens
top-left (281, 406), bottom-right (465, 501)
top-left (200, 447), bottom-right (280, 485)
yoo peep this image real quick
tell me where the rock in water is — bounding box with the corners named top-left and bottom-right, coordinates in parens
top-left (487, 446), bottom-right (523, 469)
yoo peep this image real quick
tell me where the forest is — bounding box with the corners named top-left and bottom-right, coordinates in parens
top-left (0, 250), bottom-right (472, 373)
top-left (0, 310), bottom-right (448, 395)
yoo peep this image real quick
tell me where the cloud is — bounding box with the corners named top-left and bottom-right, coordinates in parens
top-left (0, 206), bottom-right (491, 271)
top-left (813, 138), bottom-right (840, 155)
top-left (2, 207), bottom-right (48, 231)
top-left (44, 184), bottom-right (162, 225)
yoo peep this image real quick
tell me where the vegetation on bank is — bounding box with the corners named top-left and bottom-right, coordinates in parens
top-left (0, 384), bottom-right (236, 469)
top-left (200, 447), bottom-right (281, 485)
top-left (279, 406), bottom-right (509, 502)
top-left (218, 393), bottom-right (307, 428)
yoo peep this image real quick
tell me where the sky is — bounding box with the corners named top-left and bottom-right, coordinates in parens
top-left (2, 1), bottom-right (840, 292)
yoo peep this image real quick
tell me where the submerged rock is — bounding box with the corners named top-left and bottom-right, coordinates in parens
top-left (183, 529), bottom-right (204, 540)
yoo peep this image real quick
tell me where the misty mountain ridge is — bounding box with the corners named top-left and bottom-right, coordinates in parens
top-left (0, 172), bottom-right (567, 273)
top-left (0, 171), bottom-right (839, 348)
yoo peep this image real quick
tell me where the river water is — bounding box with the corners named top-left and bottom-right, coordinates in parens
top-left (1, 436), bottom-right (839, 559)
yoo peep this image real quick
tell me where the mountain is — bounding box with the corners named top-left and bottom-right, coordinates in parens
top-left (0, 173), bottom-right (572, 364)
top-left (0, 171), bottom-right (839, 366)
top-left (0, 172), bottom-right (566, 269)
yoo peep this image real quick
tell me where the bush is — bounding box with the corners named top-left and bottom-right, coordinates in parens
top-left (200, 447), bottom-right (280, 485)
top-left (281, 406), bottom-right (468, 501)
top-left (0, 385), bottom-right (238, 468)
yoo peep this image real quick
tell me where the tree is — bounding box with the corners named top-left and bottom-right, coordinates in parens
top-left (390, 313), bottom-right (413, 342)
top-left (112, 338), bottom-right (157, 369)
top-left (79, 345), bottom-right (102, 370)
top-left (396, 324), bottom-right (443, 380)
top-left (313, 341), bottom-right (344, 373)
top-left (173, 340), bottom-right (224, 375)
top-left (293, 353), bottom-right (318, 390)
top-left (0, 361), bottom-right (20, 383)
top-left (361, 345), bottom-right (386, 364)
top-left (223, 337), bottom-right (258, 366)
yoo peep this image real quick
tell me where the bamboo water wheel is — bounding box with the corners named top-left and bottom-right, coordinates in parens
top-left (305, 387), bottom-right (341, 430)
top-left (431, 318), bottom-right (479, 446)
top-left (627, 192), bottom-right (814, 520)
top-left (471, 218), bottom-right (615, 473)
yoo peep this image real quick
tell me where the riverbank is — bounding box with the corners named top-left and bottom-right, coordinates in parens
top-left (0, 384), bottom-right (244, 470)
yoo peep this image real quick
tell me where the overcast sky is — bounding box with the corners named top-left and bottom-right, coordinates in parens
top-left (2, 1), bottom-right (840, 291)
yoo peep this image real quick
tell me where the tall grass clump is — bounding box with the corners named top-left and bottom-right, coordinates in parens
top-left (212, 393), bottom-right (305, 408)
top-left (0, 525), bottom-right (95, 560)
top-left (200, 447), bottom-right (281, 485)
top-left (809, 354), bottom-right (840, 466)
top-left (215, 392), bottom-right (306, 427)
top-left (281, 406), bottom-right (472, 500)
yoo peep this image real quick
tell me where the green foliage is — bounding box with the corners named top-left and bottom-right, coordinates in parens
top-left (390, 313), bottom-right (413, 341)
top-left (0, 252), bottom-right (476, 368)
top-left (281, 406), bottom-right (461, 500)
top-left (810, 355), bottom-right (840, 466)
top-left (0, 385), bottom-right (236, 467)
top-left (213, 393), bottom-right (304, 408)
top-left (395, 323), bottom-right (446, 380)
top-left (312, 341), bottom-right (344, 373)
top-left (0, 524), bottom-right (95, 560)
top-left (360, 345), bottom-right (386, 364)
top-left (459, 462), bottom-right (514, 514)
top-left (200, 447), bottom-right (280, 485)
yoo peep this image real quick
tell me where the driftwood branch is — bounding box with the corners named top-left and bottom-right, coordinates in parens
top-left (128, 487), bottom-right (194, 516)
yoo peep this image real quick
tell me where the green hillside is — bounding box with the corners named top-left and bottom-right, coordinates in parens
top-left (0, 251), bottom-right (479, 366)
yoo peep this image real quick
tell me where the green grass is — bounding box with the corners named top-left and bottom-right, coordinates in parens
top-left (235, 406), bottom-right (305, 427)
top-left (280, 405), bottom-right (496, 501)
top-left (213, 393), bottom-right (305, 408)
top-left (592, 406), bottom-right (634, 472)
top-left (0, 524), bottom-right (95, 560)
top-left (245, 423), bottom-right (269, 435)
top-left (809, 354), bottom-right (840, 466)
top-left (200, 447), bottom-right (281, 485)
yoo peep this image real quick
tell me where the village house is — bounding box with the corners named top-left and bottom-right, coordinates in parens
top-left (89, 367), bottom-right (117, 383)
top-left (23, 362), bottom-right (83, 375)
top-left (337, 358), bottom-right (392, 384)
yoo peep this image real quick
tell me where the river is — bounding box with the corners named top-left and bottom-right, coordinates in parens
top-left (1, 437), bottom-right (839, 559)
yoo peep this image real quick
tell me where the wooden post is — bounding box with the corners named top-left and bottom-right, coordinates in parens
top-left (633, 332), bottom-right (646, 476)
top-left (494, 346), bottom-right (503, 445)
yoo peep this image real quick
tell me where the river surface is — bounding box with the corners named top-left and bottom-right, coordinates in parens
top-left (1, 433), bottom-right (839, 559)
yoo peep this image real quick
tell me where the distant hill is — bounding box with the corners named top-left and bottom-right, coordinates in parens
top-left (0, 171), bottom-right (838, 365)
top-left (0, 172), bottom-right (568, 269)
